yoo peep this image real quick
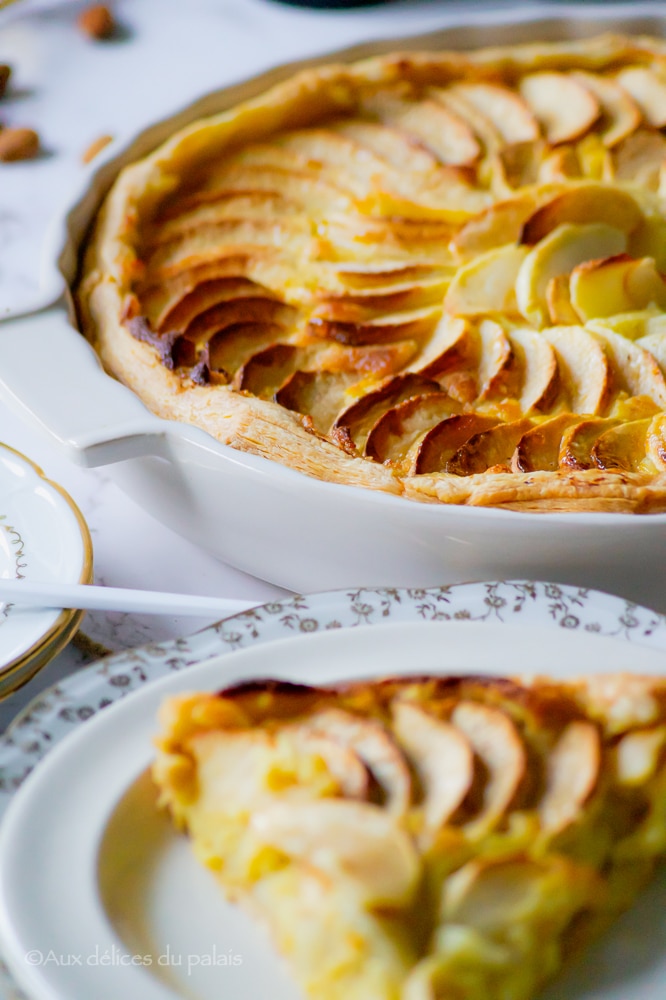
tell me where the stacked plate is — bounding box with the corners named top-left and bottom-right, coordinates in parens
top-left (0, 443), bottom-right (92, 697)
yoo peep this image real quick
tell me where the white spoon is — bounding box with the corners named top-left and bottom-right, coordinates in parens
top-left (0, 579), bottom-right (260, 618)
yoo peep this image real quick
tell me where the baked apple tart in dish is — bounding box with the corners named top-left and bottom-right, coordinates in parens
top-left (78, 33), bottom-right (666, 512)
top-left (154, 671), bottom-right (666, 1000)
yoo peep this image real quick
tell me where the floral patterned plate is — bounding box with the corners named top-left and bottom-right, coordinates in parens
top-left (0, 443), bottom-right (92, 699)
top-left (1, 580), bottom-right (666, 1000)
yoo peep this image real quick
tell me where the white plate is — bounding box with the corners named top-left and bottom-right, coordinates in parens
top-left (1, 582), bottom-right (666, 1000)
top-left (0, 443), bottom-right (92, 696)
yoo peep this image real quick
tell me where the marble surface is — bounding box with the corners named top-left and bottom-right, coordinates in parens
top-left (0, 0), bottom-right (663, 737)
top-left (0, 0), bottom-right (525, 732)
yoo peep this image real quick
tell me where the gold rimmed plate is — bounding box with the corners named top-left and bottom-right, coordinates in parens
top-left (0, 443), bottom-right (92, 697)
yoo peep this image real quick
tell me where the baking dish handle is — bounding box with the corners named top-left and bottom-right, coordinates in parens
top-left (0, 307), bottom-right (169, 467)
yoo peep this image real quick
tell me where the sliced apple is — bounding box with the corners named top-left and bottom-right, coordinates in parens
top-left (447, 81), bottom-right (539, 144)
top-left (234, 343), bottom-right (300, 397)
top-left (450, 194), bottom-right (541, 259)
top-left (572, 255), bottom-right (666, 321)
top-left (616, 727), bottom-right (666, 785)
top-left (512, 413), bottom-right (582, 472)
top-left (392, 702), bottom-right (474, 841)
top-left (250, 799), bottom-right (420, 906)
top-left (477, 318), bottom-right (514, 400)
top-left (506, 326), bottom-right (559, 413)
top-left (519, 72), bottom-right (600, 145)
top-left (451, 702), bottom-right (526, 834)
top-left (613, 129), bottom-right (666, 189)
top-left (542, 326), bottom-right (611, 414)
top-left (498, 139), bottom-right (547, 189)
top-left (333, 373), bottom-right (440, 452)
top-left (409, 315), bottom-right (476, 378)
top-left (275, 370), bottom-right (358, 434)
top-left (587, 326), bottom-right (666, 408)
top-left (446, 417), bottom-right (534, 476)
top-left (616, 67), bottom-right (666, 128)
top-left (516, 223), bottom-right (627, 327)
top-left (207, 322), bottom-right (288, 376)
top-left (559, 417), bottom-right (620, 469)
top-left (521, 185), bottom-right (642, 245)
top-left (411, 414), bottom-right (501, 474)
top-left (538, 722), bottom-right (601, 834)
top-left (365, 392), bottom-right (461, 465)
top-left (305, 708), bottom-right (411, 817)
top-left (445, 244), bottom-right (528, 317)
top-left (538, 145), bottom-right (583, 183)
top-left (334, 120), bottom-right (440, 174)
top-left (637, 326), bottom-right (666, 374)
top-left (382, 97), bottom-right (482, 167)
top-left (572, 70), bottom-right (642, 147)
top-left (591, 417), bottom-right (653, 472)
top-left (569, 254), bottom-right (636, 321)
top-left (647, 413), bottom-right (666, 470)
top-left (307, 305), bottom-right (440, 347)
top-left (546, 274), bottom-right (580, 325)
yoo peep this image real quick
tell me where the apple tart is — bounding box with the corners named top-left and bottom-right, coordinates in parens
top-left (154, 672), bottom-right (666, 1000)
top-left (78, 34), bottom-right (666, 511)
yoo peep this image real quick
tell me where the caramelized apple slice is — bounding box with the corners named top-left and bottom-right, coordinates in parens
top-left (516, 223), bottom-right (627, 327)
top-left (445, 244), bottom-right (528, 316)
top-left (451, 702), bottom-right (526, 834)
top-left (365, 393), bottom-right (460, 465)
top-left (305, 709), bottom-right (411, 817)
top-left (333, 373), bottom-right (441, 452)
top-left (542, 326), bottom-right (611, 414)
top-left (572, 71), bottom-right (642, 147)
top-left (234, 343), bottom-right (300, 397)
top-left (588, 327), bottom-right (666, 408)
top-left (450, 195), bottom-right (540, 259)
top-left (308, 306), bottom-right (440, 347)
top-left (521, 185), bottom-right (642, 245)
top-left (411, 414), bottom-right (500, 474)
top-left (647, 413), bottom-right (666, 470)
top-left (409, 316), bottom-right (476, 378)
top-left (546, 274), bottom-right (580, 325)
top-left (519, 72), bottom-right (600, 145)
top-left (512, 413), bottom-right (582, 472)
top-left (559, 417), bottom-right (620, 469)
top-left (392, 702), bottom-right (474, 841)
top-left (506, 326), bottom-right (559, 413)
top-left (275, 370), bottom-right (358, 434)
top-left (446, 418), bottom-right (534, 476)
top-left (591, 417), bottom-right (653, 472)
top-left (616, 67), bottom-right (666, 128)
top-left (477, 319), bottom-right (514, 400)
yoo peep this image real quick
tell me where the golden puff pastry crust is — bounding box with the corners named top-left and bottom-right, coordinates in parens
top-left (153, 672), bottom-right (666, 1000)
top-left (77, 34), bottom-right (666, 512)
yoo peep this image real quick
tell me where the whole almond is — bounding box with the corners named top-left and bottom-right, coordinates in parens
top-left (77, 4), bottom-right (115, 40)
top-left (0, 65), bottom-right (10, 99)
top-left (82, 133), bottom-right (113, 163)
top-left (0, 128), bottom-right (40, 162)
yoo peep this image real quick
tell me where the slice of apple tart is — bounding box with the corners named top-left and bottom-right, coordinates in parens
top-left (153, 672), bottom-right (666, 1000)
top-left (78, 33), bottom-right (666, 511)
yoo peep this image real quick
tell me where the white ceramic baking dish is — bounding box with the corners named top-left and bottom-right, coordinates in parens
top-left (2, 3), bottom-right (666, 607)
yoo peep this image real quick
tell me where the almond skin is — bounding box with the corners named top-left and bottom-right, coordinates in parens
top-left (77, 4), bottom-right (115, 40)
top-left (0, 65), bottom-right (10, 99)
top-left (82, 134), bottom-right (113, 163)
top-left (0, 128), bottom-right (40, 162)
